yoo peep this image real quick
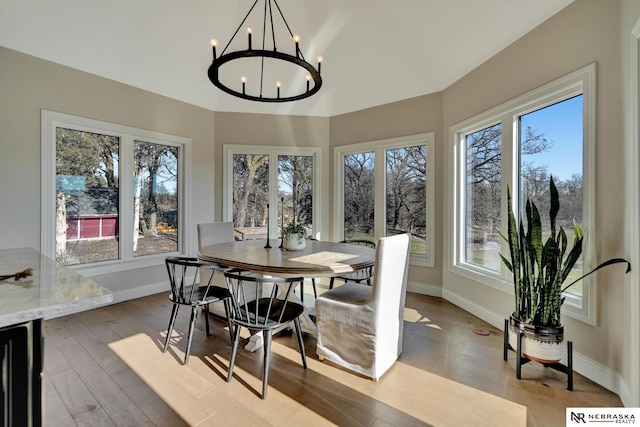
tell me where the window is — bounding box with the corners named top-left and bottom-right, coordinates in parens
top-left (223, 145), bottom-right (320, 239)
top-left (518, 96), bottom-right (584, 297)
top-left (335, 133), bottom-right (435, 266)
top-left (42, 110), bottom-right (190, 274)
top-left (133, 140), bottom-right (179, 257)
top-left (386, 145), bottom-right (428, 254)
top-left (450, 64), bottom-right (596, 323)
top-left (231, 153), bottom-right (270, 237)
top-left (55, 127), bottom-right (121, 264)
top-left (344, 152), bottom-right (375, 240)
top-left (278, 155), bottom-right (313, 232)
top-left (464, 124), bottom-right (502, 271)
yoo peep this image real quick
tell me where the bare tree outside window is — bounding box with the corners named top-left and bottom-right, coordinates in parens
top-left (278, 155), bottom-right (312, 233)
top-left (465, 124), bottom-right (502, 270)
top-left (48, 113), bottom-right (188, 268)
top-left (386, 145), bottom-right (427, 254)
top-left (56, 128), bottom-right (120, 265)
top-left (464, 96), bottom-right (581, 279)
top-left (232, 154), bottom-right (269, 229)
top-left (344, 152), bottom-right (375, 240)
top-left (519, 95), bottom-right (583, 295)
top-left (464, 122), bottom-right (553, 271)
top-left (133, 141), bottom-right (179, 257)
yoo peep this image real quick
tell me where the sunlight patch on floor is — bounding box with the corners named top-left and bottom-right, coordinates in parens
top-left (108, 332), bottom-right (219, 425)
top-left (106, 326), bottom-right (524, 426)
top-left (404, 307), bottom-right (442, 329)
top-left (285, 335), bottom-right (525, 426)
top-left (375, 361), bottom-right (527, 427)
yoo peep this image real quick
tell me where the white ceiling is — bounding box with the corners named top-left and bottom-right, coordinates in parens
top-left (0, 0), bottom-right (574, 117)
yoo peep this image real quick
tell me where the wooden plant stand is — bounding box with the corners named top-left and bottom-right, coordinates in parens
top-left (502, 319), bottom-right (573, 391)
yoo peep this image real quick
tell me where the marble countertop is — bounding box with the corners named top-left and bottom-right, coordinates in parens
top-left (0, 247), bottom-right (113, 328)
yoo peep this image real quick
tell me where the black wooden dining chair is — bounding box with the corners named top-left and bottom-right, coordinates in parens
top-left (163, 257), bottom-right (232, 364)
top-left (224, 271), bottom-right (307, 399)
top-left (328, 239), bottom-right (376, 289)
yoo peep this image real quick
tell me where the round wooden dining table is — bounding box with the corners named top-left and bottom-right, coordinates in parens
top-left (197, 238), bottom-right (375, 278)
top-left (197, 238), bottom-right (376, 349)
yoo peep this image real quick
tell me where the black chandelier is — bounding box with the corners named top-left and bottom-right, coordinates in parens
top-left (208, 0), bottom-right (323, 103)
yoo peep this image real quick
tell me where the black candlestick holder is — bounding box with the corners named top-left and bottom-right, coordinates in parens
top-left (279, 197), bottom-right (284, 249)
top-left (264, 203), bottom-right (272, 248)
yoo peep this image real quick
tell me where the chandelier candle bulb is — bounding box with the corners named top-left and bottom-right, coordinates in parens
top-left (241, 76), bottom-right (247, 94)
top-left (247, 28), bottom-right (252, 50)
top-left (276, 81), bottom-right (281, 98)
top-left (306, 74), bottom-right (311, 91)
top-left (210, 39), bottom-right (218, 59)
top-left (317, 56), bottom-right (323, 74)
top-left (293, 34), bottom-right (300, 58)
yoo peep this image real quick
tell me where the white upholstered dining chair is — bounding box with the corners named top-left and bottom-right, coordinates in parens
top-left (197, 221), bottom-right (236, 251)
top-left (315, 233), bottom-right (411, 380)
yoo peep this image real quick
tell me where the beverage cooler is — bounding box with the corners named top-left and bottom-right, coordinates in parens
top-left (0, 319), bottom-right (43, 427)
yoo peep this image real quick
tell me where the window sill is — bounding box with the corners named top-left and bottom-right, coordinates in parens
top-left (68, 252), bottom-right (180, 277)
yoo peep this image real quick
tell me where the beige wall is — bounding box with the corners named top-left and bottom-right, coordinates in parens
top-left (0, 45), bottom-right (217, 294)
top-left (442, 0), bottom-right (631, 392)
top-left (329, 93), bottom-right (444, 291)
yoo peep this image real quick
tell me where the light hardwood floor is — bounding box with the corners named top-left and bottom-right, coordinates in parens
top-left (44, 282), bottom-right (622, 426)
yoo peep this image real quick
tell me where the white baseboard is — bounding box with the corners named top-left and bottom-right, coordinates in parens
top-left (109, 282), bottom-right (169, 304)
top-left (570, 350), bottom-right (625, 398)
top-left (441, 288), bottom-right (627, 399)
top-left (47, 281), bottom-right (168, 320)
top-left (406, 281), bottom-right (442, 297)
top-left (442, 288), bottom-right (505, 330)
top-left (619, 378), bottom-right (635, 408)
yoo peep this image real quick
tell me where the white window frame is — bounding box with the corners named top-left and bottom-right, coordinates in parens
top-left (449, 63), bottom-right (597, 324)
top-left (41, 110), bottom-right (191, 275)
top-left (222, 144), bottom-right (322, 239)
top-left (334, 133), bottom-right (435, 267)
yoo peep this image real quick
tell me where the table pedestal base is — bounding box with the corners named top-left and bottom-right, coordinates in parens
top-left (244, 334), bottom-right (263, 352)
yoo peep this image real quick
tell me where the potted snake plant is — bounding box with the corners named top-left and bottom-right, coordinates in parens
top-left (500, 177), bottom-right (630, 362)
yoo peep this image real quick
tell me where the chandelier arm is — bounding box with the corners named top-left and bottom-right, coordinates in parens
top-left (272, 0), bottom-right (295, 39)
top-left (273, 0), bottom-right (305, 61)
top-left (259, 0), bottom-right (268, 98)
top-left (261, 0), bottom-right (268, 50)
top-left (268, 0), bottom-right (277, 51)
top-left (260, 53), bottom-right (265, 98)
top-left (220, 0), bottom-right (260, 55)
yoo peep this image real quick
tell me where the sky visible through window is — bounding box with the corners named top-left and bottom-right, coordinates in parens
top-left (520, 95), bottom-right (582, 181)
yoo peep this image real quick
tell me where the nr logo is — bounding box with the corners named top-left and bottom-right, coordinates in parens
top-left (571, 412), bottom-right (586, 423)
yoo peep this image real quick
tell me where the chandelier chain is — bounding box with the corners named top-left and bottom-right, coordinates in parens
top-left (220, 0), bottom-right (259, 56)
